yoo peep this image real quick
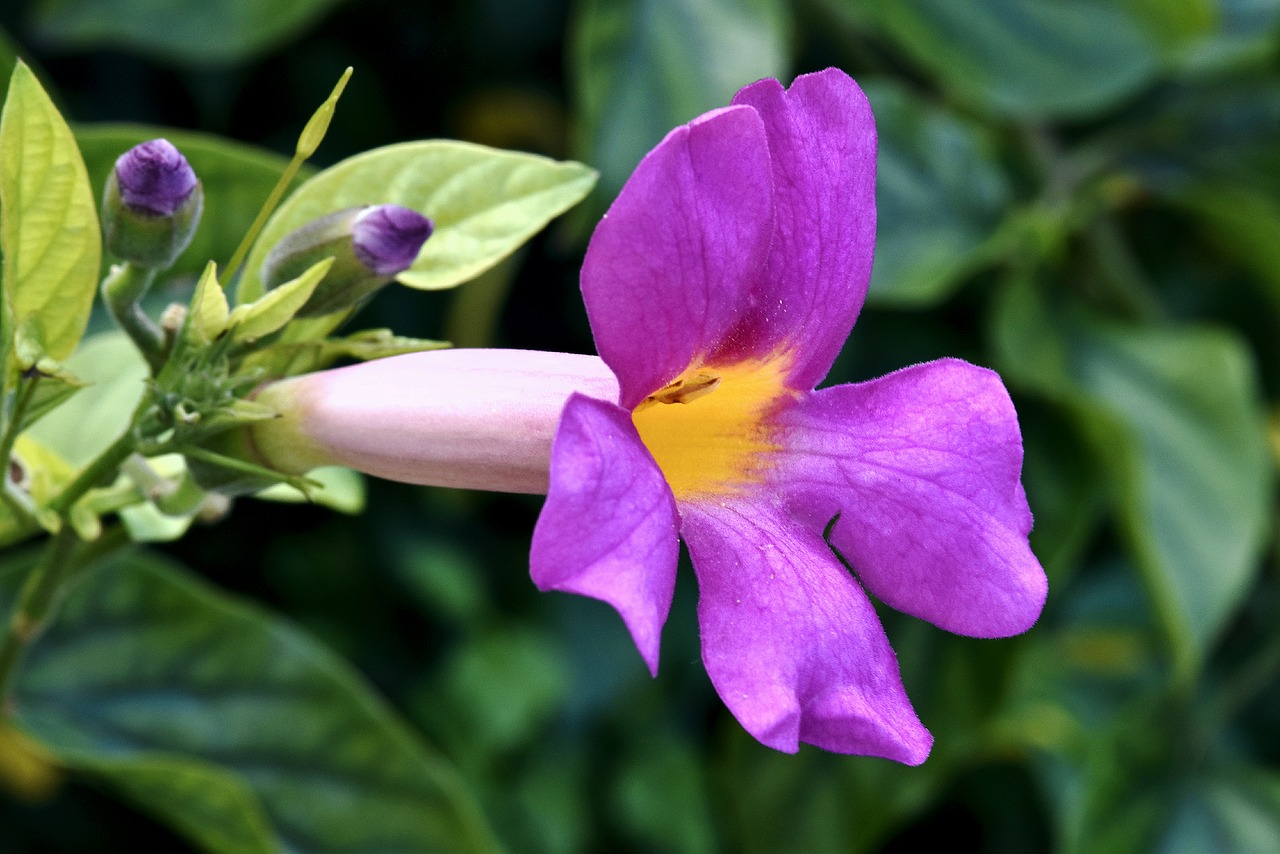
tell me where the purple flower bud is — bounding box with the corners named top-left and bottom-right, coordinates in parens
top-left (351, 205), bottom-right (433, 276)
top-left (114, 139), bottom-right (198, 216)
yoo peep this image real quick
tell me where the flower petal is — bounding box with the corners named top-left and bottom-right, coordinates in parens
top-left (727, 68), bottom-right (877, 389)
top-left (531, 394), bottom-right (680, 675)
top-left (681, 501), bottom-right (932, 762)
top-left (775, 359), bottom-right (1047, 638)
top-left (581, 105), bottom-right (775, 409)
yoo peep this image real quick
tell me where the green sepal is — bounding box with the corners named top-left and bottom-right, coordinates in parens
top-left (259, 207), bottom-right (401, 318)
top-left (254, 466), bottom-right (366, 515)
top-left (187, 261), bottom-right (231, 346)
top-left (226, 257), bottom-right (332, 343)
top-left (102, 170), bottom-right (204, 270)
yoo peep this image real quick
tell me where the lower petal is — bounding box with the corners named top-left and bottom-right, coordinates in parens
top-left (531, 394), bottom-right (680, 675)
top-left (776, 358), bottom-right (1047, 638)
top-left (681, 501), bottom-right (932, 763)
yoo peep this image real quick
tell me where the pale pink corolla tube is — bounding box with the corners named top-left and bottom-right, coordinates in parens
top-left (250, 348), bottom-right (618, 495)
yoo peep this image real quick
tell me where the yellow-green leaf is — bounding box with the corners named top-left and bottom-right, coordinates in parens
top-left (0, 61), bottom-right (100, 366)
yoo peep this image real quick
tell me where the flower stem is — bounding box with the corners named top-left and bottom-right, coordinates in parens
top-left (102, 262), bottom-right (165, 373)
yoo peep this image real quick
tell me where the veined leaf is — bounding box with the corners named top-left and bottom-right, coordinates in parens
top-left (865, 0), bottom-right (1160, 120)
top-left (237, 141), bottom-right (597, 303)
top-left (3, 550), bottom-right (500, 853)
top-left (0, 61), bottom-right (101, 368)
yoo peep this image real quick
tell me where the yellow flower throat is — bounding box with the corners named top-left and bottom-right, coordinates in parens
top-left (632, 357), bottom-right (795, 499)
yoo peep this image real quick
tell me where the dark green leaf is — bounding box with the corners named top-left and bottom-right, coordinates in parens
top-left (572, 0), bottom-right (790, 203)
top-left (867, 0), bottom-right (1161, 120)
top-left (1159, 768), bottom-right (1280, 853)
top-left (993, 282), bottom-right (1274, 676)
top-left (5, 550), bottom-right (499, 853)
top-left (31, 0), bottom-right (349, 65)
top-left (865, 81), bottom-right (1011, 305)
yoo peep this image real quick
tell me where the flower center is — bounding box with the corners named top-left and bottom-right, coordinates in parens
top-left (632, 357), bottom-right (795, 500)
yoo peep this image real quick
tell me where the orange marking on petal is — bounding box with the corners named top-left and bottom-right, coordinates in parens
top-left (632, 355), bottom-right (797, 499)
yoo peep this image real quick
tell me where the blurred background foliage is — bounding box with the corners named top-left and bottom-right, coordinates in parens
top-left (0, 0), bottom-right (1278, 851)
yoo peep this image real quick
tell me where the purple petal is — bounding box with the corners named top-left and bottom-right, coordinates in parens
top-left (531, 394), bottom-right (680, 674)
top-left (725, 68), bottom-right (877, 389)
top-left (681, 501), bottom-right (932, 761)
top-left (114, 138), bottom-right (198, 216)
top-left (775, 359), bottom-right (1047, 638)
top-left (582, 105), bottom-right (774, 409)
top-left (352, 204), bottom-right (434, 276)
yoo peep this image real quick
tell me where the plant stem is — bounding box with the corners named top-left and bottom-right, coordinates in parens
top-left (102, 262), bottom-right (165, 373)
top-left (0, 525), bottom-right (80, 712)
top-left (45, 431), bottom-right (138, 518)
top-left (0, 374), bottom-right (40, 527)
top-left (0, 425), bottom-right (140, 713)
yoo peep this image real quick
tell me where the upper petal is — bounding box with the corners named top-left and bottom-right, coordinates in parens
top-left (681, 501), bottom-right (932, 763)
top-left (581, 105), bottom-right (775, 409)
top-left (727, 68), bottom-right (877, 389)
top-left (775, 359), bottom-right (1047, 638)
top-left (530, 394), bottom-right (680, 675)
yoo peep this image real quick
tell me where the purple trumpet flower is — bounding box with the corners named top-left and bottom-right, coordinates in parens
top-left (250, 68), bottom-right (1046, 763)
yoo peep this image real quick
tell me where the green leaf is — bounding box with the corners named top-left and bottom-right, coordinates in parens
top-left (993, 282), bottom-right (1274, 676)
top-left (1171, 184), bottom-right (1280, 316)
top-left (76, 125), bottom-right (311, 279)
top-left (238, 142), bottom-right (597, 303)
top-left (572, 0), bottom-right (790, 203)
top-left (0, 61), bottom-right (101, 365)
top-left (864, 81), bottom-right (1011, 305)
top-left (1175, 0), bottom-right (1280, 72)
top-left (1067, 321), bottom-right (1273, 672)
top-left (80, 757), bottom-right (274, 854)
top-left (4, 550), bottom-right (500, 853)
top-left (228, 257), bottom-right (331, 342)
top-left (866, 0), bottom-right (1161, 120)
top-left (25, 331), bottom-right (147, 468)
top-left (1160, 768), bottom-right (1280, 853)
top-left (30, 0), bottom-right (349, 65)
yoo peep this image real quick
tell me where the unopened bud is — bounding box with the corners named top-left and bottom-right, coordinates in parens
top-left (102, 139), bottom-right (203, 269)
top-left (260, 204), bottom-right (432, 317)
